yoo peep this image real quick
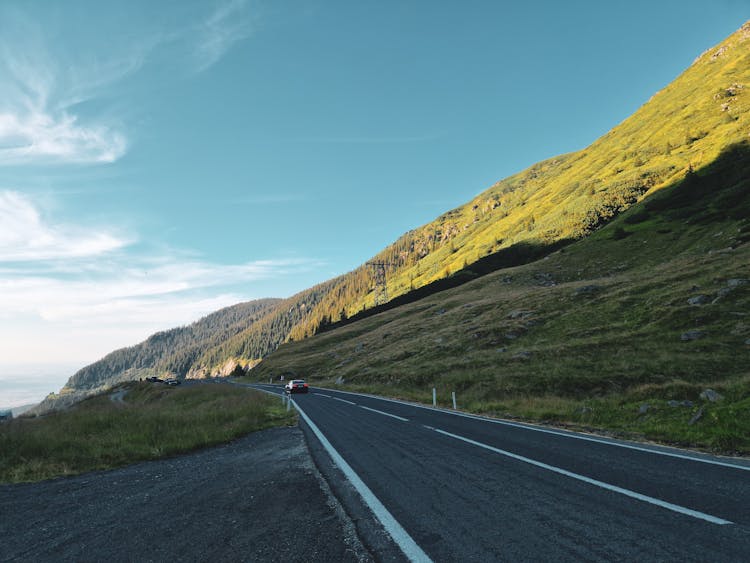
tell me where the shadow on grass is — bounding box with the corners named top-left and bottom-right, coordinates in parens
top-left (322, 238), bottom-right (574, 331)
top-left (325, 141), bottom-right (750, 332)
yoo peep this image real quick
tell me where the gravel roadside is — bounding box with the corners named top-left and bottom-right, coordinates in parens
top-left (0, 426), bottom-right (373, 562)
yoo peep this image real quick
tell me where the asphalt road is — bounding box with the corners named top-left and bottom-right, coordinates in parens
top-left (252, 384), bottom-right (750, 562)
top-left (0, 426), bottom-right (371, 563)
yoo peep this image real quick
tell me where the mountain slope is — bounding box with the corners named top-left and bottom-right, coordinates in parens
top-left (62, 21), bottom-right (749, 395)
top-left (185, 278), bottom-right (340, 377)
top-left (66, 299), bottom-right (282, 390)
top-left (253, 140), bottom-right (750, 451)
top-left (286, 21), bottom-right (750, 339)
top-left (60, 279), bottom-right (344, 394)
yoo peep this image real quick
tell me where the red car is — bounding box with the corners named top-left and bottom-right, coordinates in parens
top-left (285, 379), bottom-right (309, 394)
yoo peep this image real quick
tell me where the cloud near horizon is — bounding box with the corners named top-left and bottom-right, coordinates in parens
top-left (0, 191), bottom-right (321, 362)
top-left (0, 191), bottom-right (129, 261)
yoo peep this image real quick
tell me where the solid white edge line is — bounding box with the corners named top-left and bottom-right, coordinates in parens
top-left (243, 384), bottom-right (736, 526)
top-left (293, 399), bottom-right (432, 563)
top-left (429, 426), bottom-right (733, 526)
top-left (360, 405), bottom-right (409, 422)
top-left (331, 396), bottom-right (356, 405)
top-left (245, 385), bottom-right (432, 561)
top-left (319, 387), bottom-right (750, 472)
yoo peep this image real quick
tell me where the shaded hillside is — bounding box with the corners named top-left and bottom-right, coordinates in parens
top-left (185, 278), bottom-right (341, 377)
top-left (63, 279), bottom-right (343, 392)
top-left (252, 141), bottom-right (750, 451)
top-left (66, 299), bottom-right (281, 390)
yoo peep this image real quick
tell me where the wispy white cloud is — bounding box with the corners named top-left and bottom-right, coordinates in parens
top-left (0, 2), bottom-right (256, 166)
top-left (0, 112), bottom-right (127, 165)
top-left (0, 191), bottom-right (320, 363)
top-left (0, 190), bottom-right (316, 320)
top-left (193, 0), bottom-right (255, 72)
top-left (0, 191), bottom-right (129, 261)
top-left (0, 15), bottom-right (130, 165)
top-left (0, 257), bottom-right (311, 328)
top-left (0, 4), bottom-right (269, 367)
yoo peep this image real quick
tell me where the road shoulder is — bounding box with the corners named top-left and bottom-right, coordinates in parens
top-left (299, 416), bottom-right (409, 563)
top-left (0, 426), bottom-right (371, 562)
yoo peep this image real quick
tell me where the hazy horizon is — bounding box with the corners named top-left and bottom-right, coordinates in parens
top-left (0, 362), bottom-right (83, 409)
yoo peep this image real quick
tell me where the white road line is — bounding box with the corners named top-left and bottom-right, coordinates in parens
top-left (316, 393), bottom-right (331, 398)
top-left (428, 426), bottom-right (733, 526)
top-left (331, 396), bottom-right (356, 405)
top-left (324, 388), bottom-right (750, 472)
top-left (360, 405), bottom-right (409, 422)
top-left (293, 400), bottom-right (432, 563)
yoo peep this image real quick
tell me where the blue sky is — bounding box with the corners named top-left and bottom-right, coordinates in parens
top-left (0, 1), bottom-right (747, 400)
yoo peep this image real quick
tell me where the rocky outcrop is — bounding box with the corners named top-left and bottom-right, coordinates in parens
top-left (186, 359), bottom-right (249, 379)
top-left (700, 388), bottom-right (724, 402)
top-left (681, 330), bottom-right (706, 341)
top-left (689, 407), bottom-right (704, 425)
top-left (574, 284), bottom-right (601, 296)
top-left (712, 278), bottom-right (748, 304)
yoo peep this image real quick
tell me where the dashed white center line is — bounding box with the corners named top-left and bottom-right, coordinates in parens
top-left (331, 396), bottom-right (356, 405)
top-left (293, 399), bottom-right (432, 562)
top-left (329, 387), bottom-right (750, 472)
top-left (316, 393), bottom-right (331, 398)
top-left (428, 426), bottom-right (733, 526)
top-left (360, 405), bottom-right (409, 422)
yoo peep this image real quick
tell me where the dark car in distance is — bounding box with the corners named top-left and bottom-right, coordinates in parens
top-left (285, 379), bottom-right (309, 394)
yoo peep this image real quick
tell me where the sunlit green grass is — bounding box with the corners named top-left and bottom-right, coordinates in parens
top-left (290, 23), bottom-right (750, 333)
top-left (250, 141), bottom-right (750, 454)
top-left (0, 383), bottom-right (295, 483)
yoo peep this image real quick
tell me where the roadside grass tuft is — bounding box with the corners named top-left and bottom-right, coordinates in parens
top-left (0, 383), bottom-right (295, 483)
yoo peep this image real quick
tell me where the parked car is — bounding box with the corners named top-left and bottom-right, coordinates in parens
top-left (285, 379), bottom-right (309, 394)
top-left (146, 376), bottom-right (163, 383)
top-left (165, 379), bottom-right (181, 386)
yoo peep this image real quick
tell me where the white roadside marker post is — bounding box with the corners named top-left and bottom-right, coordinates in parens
top-left (432, 387), bottom-right (436, 407)
top-left (452, 391), bottom-right (457, 410)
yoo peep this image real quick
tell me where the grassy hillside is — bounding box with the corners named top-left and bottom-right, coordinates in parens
top-left (283, 21), bottom-right (750, 341)
top-left (64, 22), bottom-right (749, 394)
top-left (251, 141), bottom-right (750, 453)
